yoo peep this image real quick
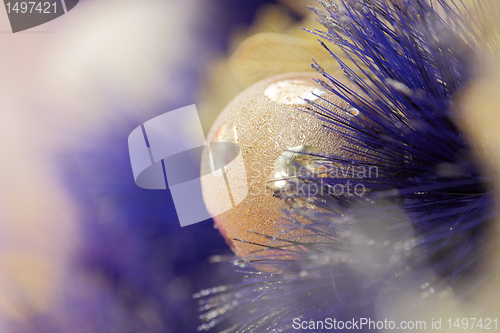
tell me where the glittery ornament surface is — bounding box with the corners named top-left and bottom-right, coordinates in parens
top-left (201, 72), bottom-right (372, 257)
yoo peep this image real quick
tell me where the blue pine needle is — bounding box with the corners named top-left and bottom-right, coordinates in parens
top-left (196, 1), bottom-right (496, 331)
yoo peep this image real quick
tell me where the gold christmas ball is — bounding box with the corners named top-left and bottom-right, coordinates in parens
top-left (201, 72), bottom-right (366, 257)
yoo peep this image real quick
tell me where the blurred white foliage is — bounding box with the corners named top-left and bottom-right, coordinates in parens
top-left (0, 0), bottom-right (206, 320)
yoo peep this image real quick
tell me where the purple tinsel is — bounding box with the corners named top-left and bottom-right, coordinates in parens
top-left (196, 1), bottom-right (495, 331)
